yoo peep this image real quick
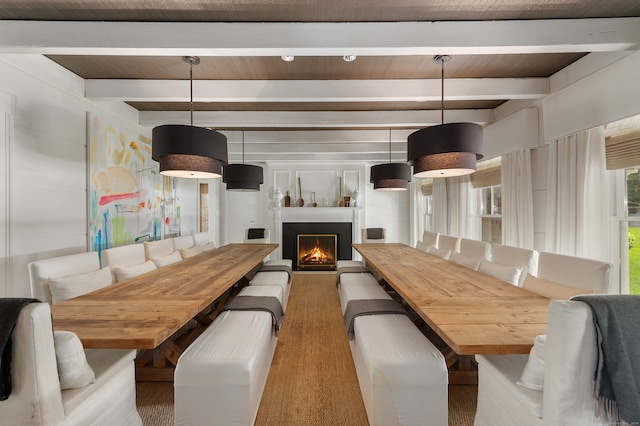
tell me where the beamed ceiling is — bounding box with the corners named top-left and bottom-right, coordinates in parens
top-left (1, 0), bottom-right (639, 162)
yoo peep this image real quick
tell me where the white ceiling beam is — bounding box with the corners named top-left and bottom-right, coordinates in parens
top-left (140, 109), bottom-right (493, 128)
top-left (88, 78), bottom-right (547, 102)
top-left (1, 18), bottom-right (638, 55)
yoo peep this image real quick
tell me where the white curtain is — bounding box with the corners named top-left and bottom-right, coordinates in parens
top-left (502, 149), bottom-right (535, 249)
top-left (432, 178), bottom-right (448, 235)
top-left (448, 175), bottom-right (480, 239)
top-left (545, 126), bottom-right (609, 261)
top-left (409, 180), bottom-right (425, 247)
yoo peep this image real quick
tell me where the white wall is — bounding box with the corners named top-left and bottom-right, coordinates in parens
top-left (0, 55), bottom-right (202, 297)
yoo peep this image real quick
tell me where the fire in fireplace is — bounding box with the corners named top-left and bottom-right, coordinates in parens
top-left (297, 234), bottom-right (337, 270)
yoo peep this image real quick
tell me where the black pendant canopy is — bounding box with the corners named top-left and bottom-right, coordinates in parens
top-left (151, 56), bottom-right (228, 179)
top-left (223, 131), bottom-right (264, 192)
top-left (407, 55), bottom-right (483, 178)
top-left (370, 129), bottom-right (411, 191)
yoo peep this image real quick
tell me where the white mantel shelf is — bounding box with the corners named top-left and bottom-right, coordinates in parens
top-left (270, 206), bottom-right (363, 260)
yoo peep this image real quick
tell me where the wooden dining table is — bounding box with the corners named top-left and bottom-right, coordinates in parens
top-left (51, 243), bottom-right (277, 381)
top-left (353, 243), bottom-right (550, 383)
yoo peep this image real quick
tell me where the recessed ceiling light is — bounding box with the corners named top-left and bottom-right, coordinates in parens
top-left (343, 55), bottom-right (357, 62)
top-left (281, 55), bottom-right (295, 62)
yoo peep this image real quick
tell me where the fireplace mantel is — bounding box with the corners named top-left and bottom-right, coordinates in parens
top-left (270, 207), bottom-right (362, 260)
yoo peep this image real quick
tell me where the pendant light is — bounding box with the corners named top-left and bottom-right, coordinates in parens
top-left (370, 129), bottom-right (411, 191)
top-left (223, 131), bottom-right (264, 192)
top-left (152, 56), bottom-right (228, 178)
top-left (407, 55), bottom-right (483, 178)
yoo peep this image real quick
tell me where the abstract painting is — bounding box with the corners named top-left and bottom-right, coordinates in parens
top-left (88, 112), bottom-right (179, 254)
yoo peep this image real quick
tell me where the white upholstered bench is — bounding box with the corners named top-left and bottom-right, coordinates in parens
top-left (249, 270), bottom-right (290, 311)
top-left (339, 270), bottom-right (449, 425)
top-left (174, 285), bottom-right (282, 426)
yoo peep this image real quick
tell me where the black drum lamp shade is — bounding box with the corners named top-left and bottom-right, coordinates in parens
top-left (151, 56), bottom-right (228, 179)
top-left (407, 55), bottom-right (483, 178)
top-left (223, 163), bottom-right (264, 191)
top-left (152, 124), bottom-right (228, 178)
top-left (370, 129), bottom-right (411, 191)
top-left (370, 162), bottom-right (412, 191)
top-left (223, 130), bottom-right (264, 192)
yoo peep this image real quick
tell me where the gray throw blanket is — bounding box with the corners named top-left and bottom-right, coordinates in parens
top-left (259, 264), bottom-right (293, 282)
top-left (1, 298), bottom-right (40, 400)
top-left (335, 265), bottom-right (371, 286)
top-left (343, 299), bottom-right (409, 340)
top-left (572, 295), bottom-right (640, 424)
top-left (220, 296), bottom-right (285, 334)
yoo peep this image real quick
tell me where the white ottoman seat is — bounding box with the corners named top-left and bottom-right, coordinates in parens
top-left (249, 271), bottom-right (290, 311)
top-left (350, 314), bottom-right (448, 426)
top-left (174, 308), bottom-right (278, 426)
top-left (338, 268), bottom-right (448, 425)
top-left (264, 259), bottom-right (293, 269)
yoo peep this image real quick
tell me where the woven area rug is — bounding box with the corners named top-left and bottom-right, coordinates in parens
top-left (254, 272), bottom-right (369, 425)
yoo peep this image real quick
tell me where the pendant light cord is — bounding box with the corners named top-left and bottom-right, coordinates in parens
top-left (440, 57), bottom-right (444, 125)
top-left (242, 131), bottom-right (245, 164)
top-left (389, 128), bottom-right (392, 163)
top-left (189, 61), bottom-right (194, 126)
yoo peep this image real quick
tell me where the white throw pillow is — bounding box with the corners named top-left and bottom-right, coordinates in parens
top-left (450, 253), bottom-right (482, 271)
top-left (479, 260), bottom-right (522, 285)
top-left (151, 250), bottom-right (183, 267)
top-left (517, 334), bottom-right (546, 391)
top-left (180, 245), bottom-right (203, 259)
top-left (48, 267), bottom-right (114, 304)
top-left (427, 246), bottom-right (451, 260)
top-left (113, 259), bottom-right (157, 282)
top-left (522, 274), bottom-right (596, 299)
top-left (54, 330), bottom-right (96, 390)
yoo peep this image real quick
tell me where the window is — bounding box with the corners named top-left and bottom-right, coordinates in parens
top-left (605, 114), bottom-right (640, 294)
top-left (471, 158), bottom-right (502, 244)
top-left (478, 185), bottom-right (502, 244)
top-left (420, 179), bottom-right (434, 232)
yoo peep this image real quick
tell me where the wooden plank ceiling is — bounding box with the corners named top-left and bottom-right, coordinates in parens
top-left (1, 0), bottom-right (639, 162)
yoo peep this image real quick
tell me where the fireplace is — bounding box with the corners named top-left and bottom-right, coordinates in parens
top-left (297, 234), bottom-right (337, 270)
top-left (282, 222), bottom-right (352, 271)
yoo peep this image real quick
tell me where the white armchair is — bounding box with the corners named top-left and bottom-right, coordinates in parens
top-left (475, 300), bottom-right (608, 426)
top-left (0, 302), bottom-right (141, 425)
top-left (244, 228), bottom-right (271, 244)
top-left (361, 228), bottom-right (385, 243)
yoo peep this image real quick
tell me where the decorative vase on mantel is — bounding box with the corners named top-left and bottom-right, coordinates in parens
top-left (274, 187), bottom-right (284, 207)
top-left (351, 187), bottom-right (360, 207)
top-left (284, 190), bottom-right (291, 207)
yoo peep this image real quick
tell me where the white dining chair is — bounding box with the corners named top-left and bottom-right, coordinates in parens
top-left (490, 244), bottom-right (539, 287)
top-left (459, 238), bottom-right (490, 260)
top-left (535, 252), bottom-right (611, 294)
top-left (437, 235), bottom-right (460, 254)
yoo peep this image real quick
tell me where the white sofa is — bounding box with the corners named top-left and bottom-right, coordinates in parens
top-left (475, 299), bottom-right (608, 426)
top-left (0, 303), bottom-right (141, 426)
top-left (28, 252), bottom-right (105, 304)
